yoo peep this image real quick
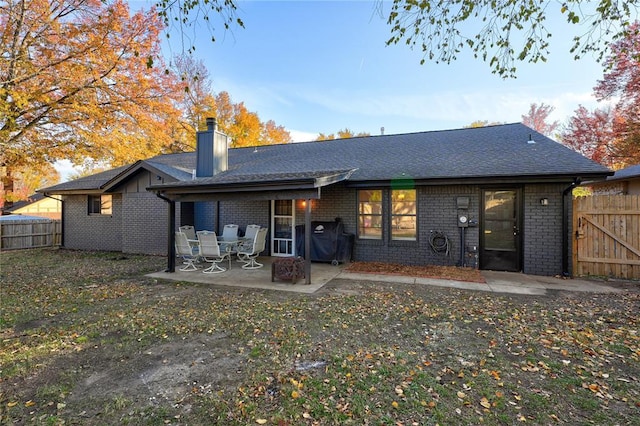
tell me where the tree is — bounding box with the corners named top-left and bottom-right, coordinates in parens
top-left (464, 120), bottom-right (503, 128)
top-left (170, 54), bottom-right (217, 151)
top-left (156, 1), bottom-right (639, 78)
top-left (561, 105), bottom-right (617, 167)
top-left (212, 91), bottom-right (291, 147)
top-left (384, 0), bottom-right (639, 77)
top-left (3, 164), bottom-right (59, 202)
top-left (1, 0), bottom-right (184, 170)
top-left (593, 21), bottom-right (640, 166)
top-left (155, 0), bottom-right (243, 53)
top-left (316, 128), bottom-right (371, 141)
top-left (521, 103), bottom-right (560, 138)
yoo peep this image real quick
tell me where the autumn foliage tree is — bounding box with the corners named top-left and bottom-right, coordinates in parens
top-left (561, 106), bottom-right (618, 167)
top-left (211, 91), bottom-right (291, 147)
top-left (170, 54), bottom-right (217, 151)
top-left (593, 21), bottom-right (640, 165)
top-left (521, 103), bottom-right (560, 138)
top-left (562, 22), bottom-right (640, 168)
top-left (171, 56), bottom-right (291, 149)
top-left (316, 129), bottom-right (371, 141)
top-left (0, 0), bottom-right (183, 172)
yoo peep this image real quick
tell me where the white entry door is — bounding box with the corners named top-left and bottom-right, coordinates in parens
top-left (271, 200), bottom-right (295, 257)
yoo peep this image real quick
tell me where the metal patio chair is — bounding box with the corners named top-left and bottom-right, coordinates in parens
top-left (219, 224), bottom-right (239, 254)
top-left (237, 224), bottom-right (261, 262)
top-left (179, 225), bottom-right (198, 247)
top-left (197, 231), bottom-right (230, 273)
top-left (175, 231), bottom-right (199, 271)
top-left (237, 227), bottom-right (268, 269)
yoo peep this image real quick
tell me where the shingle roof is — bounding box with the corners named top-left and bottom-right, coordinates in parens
top-left (605, 164), bottom-right (640, 181)
top-left (40, 123), bottom-right (611, 194)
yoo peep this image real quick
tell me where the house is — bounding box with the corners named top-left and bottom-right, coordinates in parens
top-left (3, 193), bottom-right (62, 220)
top-left (587, 164), bottom-right (640, 195)
top-left (39, 121), bottom-right (611, 277)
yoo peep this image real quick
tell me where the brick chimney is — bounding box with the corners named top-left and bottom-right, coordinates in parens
top-left (196, 117), bottom-right (228, 177)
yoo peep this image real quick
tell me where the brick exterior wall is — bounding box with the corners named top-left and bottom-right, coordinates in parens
top-left (300, 183), bottom-right (566, 276)
top-left (61, 171), bottom-right (570, 276)
top-left (218, 198), bottom-right (271, 253)
top-left (122, 192), bottom-right (168, 255)
top-left (62, 194), bottom-right (122, 251)
top-left (522, 183), bottom-right (565, 275)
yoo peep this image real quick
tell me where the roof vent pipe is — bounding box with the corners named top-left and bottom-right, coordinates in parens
top-left (527, 134), bottom-right (535, 144)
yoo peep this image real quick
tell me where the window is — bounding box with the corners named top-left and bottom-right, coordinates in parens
top-left (358, 189), bottom-right (382, 239)
top-left (88, 194), bottom-right (112, 215)
top-left (391, 189), bottom-right (416, 240)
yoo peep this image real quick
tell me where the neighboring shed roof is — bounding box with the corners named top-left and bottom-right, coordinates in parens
top-left (4, 193), bottom-right (46, 212)
top-left (0, 214), bottom-right (52, 222)
top-left (40, 123), bottom-right (612, 195)
top-left (604, 164), bottom-right (640, 182)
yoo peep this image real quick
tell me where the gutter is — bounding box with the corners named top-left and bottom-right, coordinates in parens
top-left (562, 178), bottom-right (581, 277)
top-left (154, 192), bottom-right (176, 273)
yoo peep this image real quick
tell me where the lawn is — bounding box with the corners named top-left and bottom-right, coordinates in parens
top-left (1, 248), bottom-right (639, 425)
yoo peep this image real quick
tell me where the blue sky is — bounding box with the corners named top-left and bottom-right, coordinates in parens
top-left (167, 0), bottom-right (613, 142)
top-left (56, 1), bottom-right (615, 180)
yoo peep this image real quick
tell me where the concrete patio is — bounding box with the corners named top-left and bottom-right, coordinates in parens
top-left (147, 256), bottom-right (632, 296)
top-left (147, 257), bottom-right (344, 294)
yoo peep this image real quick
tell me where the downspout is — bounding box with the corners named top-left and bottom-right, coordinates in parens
top-left (562, 178), bottom-right (581, 277)
top-left (43, 193), bottom-right (63, 247)
top-left (155, 192), bottom-right (176, 273)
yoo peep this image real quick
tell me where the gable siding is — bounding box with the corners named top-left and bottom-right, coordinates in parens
top-left (63, 194), bottom-right (122, 251)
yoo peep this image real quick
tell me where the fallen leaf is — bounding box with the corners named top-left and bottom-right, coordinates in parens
top-left (256, 419), bottom-right (268, 425)
top-left (480, 397), bottom-right (491, 409)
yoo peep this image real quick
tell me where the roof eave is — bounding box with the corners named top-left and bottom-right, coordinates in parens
top-left (346, 172), bottom-right (612, 188)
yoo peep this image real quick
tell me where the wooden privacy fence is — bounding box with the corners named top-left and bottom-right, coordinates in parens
top-left (573, 195), bottom-right (640, 280)
top-left (0, 219), bottom-right (62, 250)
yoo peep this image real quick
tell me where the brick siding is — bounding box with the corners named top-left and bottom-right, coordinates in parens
top-left (62, 175), bottom-right (569, 275)
top-left (62, 194), bottom-right (122, 251)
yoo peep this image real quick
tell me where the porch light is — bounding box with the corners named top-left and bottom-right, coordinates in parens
top-left (540, 198), bottom-right (549, 206)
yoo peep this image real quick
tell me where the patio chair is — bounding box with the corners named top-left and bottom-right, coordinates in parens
top-left (237, 227), bottom-right (268, 269)
top-left (175, 231), bottom-right (199, 271)
top-left (237, 224), bottom-right (261, 262)
top-left (179, 225), bottom-right (198, 247)
top-left (243, 224), bottom-right (261, 241)
top-left (197, 231), bottom-right (229, 273)
top-left (219, 224), bottom-right (239, 254)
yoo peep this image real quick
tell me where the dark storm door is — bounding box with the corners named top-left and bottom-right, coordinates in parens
top-left (480, 189), bottom-right (522, 272)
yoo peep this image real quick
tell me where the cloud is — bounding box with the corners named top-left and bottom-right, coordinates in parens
top-left (288, 129), bottom-right (318, 143)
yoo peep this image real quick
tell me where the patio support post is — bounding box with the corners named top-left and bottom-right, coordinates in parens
top-left (304, 198), bottom-right (311, 284)
top-left (167, 200), bottom-right (176, 272)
